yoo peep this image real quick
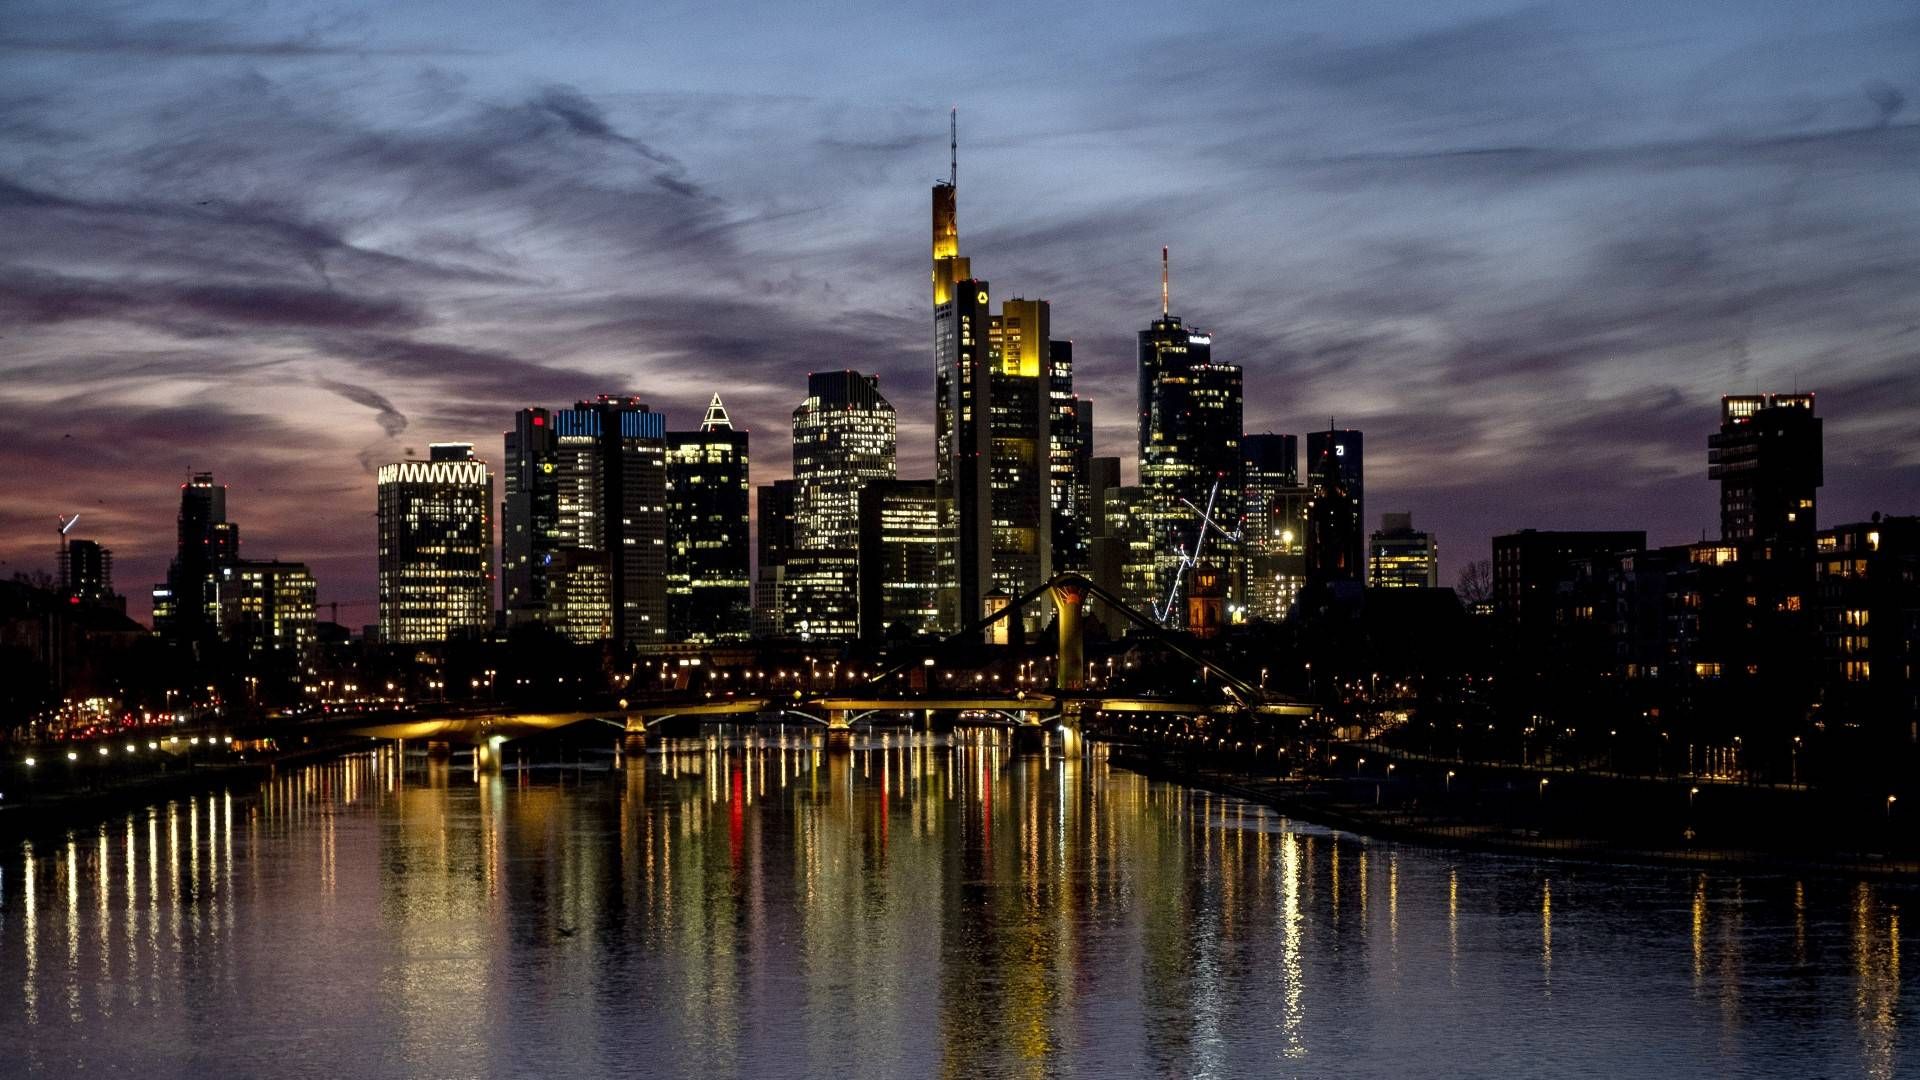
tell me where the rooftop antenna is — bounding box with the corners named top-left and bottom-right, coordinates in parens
top-left (1161, 245), bottom-right (1170, 317)
top-left (949, 107), bottom-right (957, 188)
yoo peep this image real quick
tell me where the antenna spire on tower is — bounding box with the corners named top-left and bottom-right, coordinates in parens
top-left (949, 107), bottom-right (957, 187)
top-left (1161, 245), bottom-right (1170, 317)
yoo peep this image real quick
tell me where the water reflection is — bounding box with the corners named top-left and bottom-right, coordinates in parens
top-left (0, 730), bottom-right (1915, 1077)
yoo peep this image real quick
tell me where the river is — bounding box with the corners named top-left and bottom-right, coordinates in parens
top-left (0, 730), bottom-right (1912, 1078)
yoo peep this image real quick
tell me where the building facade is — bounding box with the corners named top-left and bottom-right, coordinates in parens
top-left (376, 443), bottom-right (495, 644)
top-left (667, 395), bottom-right (751, 642)
top-left (1243, 434), bottom-right (1307, 619)
top-left (1368, 512), bottom-right (1439, 589)
top-left (1710, 393), bottom-right (1821, 552)
top-left (154, 472), bottom-right (239, 643)
top-left (753, 479), bottom-right (797, 638)
top-left (1137, 270), bottom-right (1243, 627)
top-left (500, 398), bottom-right (668, 647)
top-left (858, 478), bottom-right (942, 642)
top-left (1304, 427), bottom-right (1364, 586)
top-left (790, 371), bottom-right (896, 641)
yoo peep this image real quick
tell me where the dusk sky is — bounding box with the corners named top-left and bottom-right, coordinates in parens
top-left (3, 0), bottom-right (1917, 623)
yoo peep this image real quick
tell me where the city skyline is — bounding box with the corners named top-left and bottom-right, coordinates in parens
top-left (4, 0), bottom-right (1919, 623)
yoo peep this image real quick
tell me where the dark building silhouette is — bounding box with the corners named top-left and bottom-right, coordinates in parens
top-left (752, 479), bottom-right (798, 638)
top-left (1304, 426), bottom-right (1364, 586)
top-left (1814, 515), bottom-right (1920, 745)
top-left (153, 471), bottom-right (239, 641)
top-left (667, 395), bottom-right (751, 642)
top-left (1492, 529), bottom-right (1646, 637)
top-left (60, 538), bottom-right (118, 610)
top-left (1710, 393), bottom-right (1821, 551)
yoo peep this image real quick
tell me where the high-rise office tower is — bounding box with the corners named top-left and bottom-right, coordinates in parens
top-left (988, 298), bottom-right (1053, 622)
top-left (1305, 425), bottom-right (1365, 586)
top-left (753, 479), bottom-right (797, 638)
top-left (858, 478), bottom-right (942, 641)
top-left (1137, 250), bottom-right (1242, 626)
top-left (154, 471), bottom-right (239, 641)
top-left (667, 395), bottom-right (751, 642)
top-left (500, 397), bottom-right (668, 646)
top-left (790, 371), bottom-right (896, 640)
top-left (1368, 512), bottom-right (1439, 589)
top-left (376, 443), bottom-right (495, 644)
top-left (930, 120), bottom-right (1059, 634)
top-left (218, 560), bottom-right (316, 665)
top-left (501, 407), bottom-right (556, 624)
top-left (1049, 341), bottom-right (1091, 573)
top-left (1709, 393), bottom-right (1821, 551)
top-left (1244, 434), bottom-right (1308, 619)
top-left (60, 538), bottom-right (116, 608)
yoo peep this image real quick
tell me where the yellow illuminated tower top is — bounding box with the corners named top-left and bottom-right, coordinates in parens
top-left (932, 107), bottom-right (969, 306)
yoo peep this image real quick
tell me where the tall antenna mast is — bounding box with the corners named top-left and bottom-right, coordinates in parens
top-left (1161, 245), bottom-right (1170, 317)
top-left (949, 107), bottom-right (957, 187)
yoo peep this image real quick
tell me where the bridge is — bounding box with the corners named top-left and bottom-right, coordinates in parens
top-left (315, 572), bottom-right (1312, 756)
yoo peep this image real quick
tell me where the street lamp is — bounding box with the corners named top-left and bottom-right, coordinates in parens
top-left (1445, 770), bottom-right (1455, 793)
top-left (1889, 795), bottom-right (1899, 819)
top-left (1689, 785), bottom-right (1700, 810)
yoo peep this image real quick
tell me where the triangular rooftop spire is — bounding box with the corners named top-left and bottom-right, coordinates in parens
top-left (701, 393), bottom-right (733, 431)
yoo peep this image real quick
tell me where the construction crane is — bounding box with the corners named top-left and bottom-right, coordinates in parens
top-left (1151, 479), bottom-right (1242, 627)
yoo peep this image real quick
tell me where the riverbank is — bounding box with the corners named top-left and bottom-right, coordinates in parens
top-left (1109, 747), bottom-right (1920, 880)
top-left (0, 739), bottom-right (364, 841)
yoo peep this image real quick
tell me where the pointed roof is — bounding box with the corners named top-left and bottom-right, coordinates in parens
top-left (700, 393), bottom-right (733, 432)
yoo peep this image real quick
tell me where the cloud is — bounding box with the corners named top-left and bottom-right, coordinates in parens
top-left (319, 379), bottom-right (409, 437)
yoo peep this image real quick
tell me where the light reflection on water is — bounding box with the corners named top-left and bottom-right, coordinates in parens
top-left (0, 729), bottom-right (1914, 1078)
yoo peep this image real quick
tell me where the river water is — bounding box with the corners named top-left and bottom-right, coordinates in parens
top-left (0, 730), bottom-right (1912, 1078)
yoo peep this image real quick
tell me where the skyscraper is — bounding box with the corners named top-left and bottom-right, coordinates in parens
top-left (1137, 250), bottom-right (1242, 625)
top-left (930, 121), bottom-right (1061, 635)
top-left (376, 443), bottom-right (495, 643)
top-left (154, 471), bottom-right (239, 642)
top-left (753, 479), bottom-right (797, 638)
top-left (1305, 425), bottom-right (1364, 586)
top-left (936, 272), bottom-right (994, 632)
top-left (1049, 342), bottom-right (1091, 573)
top-left (790, 371), bottom-right (896, 641)
top-left (667, 395), bottom-right (751, 642)
top-left (500, 397), bottom-right (668, 647)
top-left (1709, 393), bottom-right (1821, 551)
top-left (988, 297), bottom-right (1053, 620)
top-left (1369, 512), bottom-right (1439, 589)
top-left (60, 537), bottom-right (116, 608)
top-left (858, 478), bottom-right (942, 641)
top-left (1243, 434), bottom-right (1308, 619)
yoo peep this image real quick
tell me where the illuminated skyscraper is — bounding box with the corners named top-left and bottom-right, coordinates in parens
top-left (1049, 342), bottom-right (1092, 572)
top-left (790, 371), bottom-right (896, 640)
top-left (1137, 250), bottom-right (1242, 626)
top-left (1368, 512), bottom-right (1439, 589)
top-left (154, 471), bottom-right (239, 642)
top-left (667, 395), bottom-right (751, 642)
top-left (1244, 433), bottom-right (1307, 619)
top-left (377, 443), bottom-right (495, 643)
top-left (1305, 425), bottom-right (1365, 586)
top-left (1710, 393), bottom-right (1821, 551)
top-left (500, 397), bottom-right (668, 646)
top-left (858, 478), bottom-right (942, 641)
top-left (930, 120), bottom-right (1060, 635)
top-left (987, 297), bottom-right (1053, 623)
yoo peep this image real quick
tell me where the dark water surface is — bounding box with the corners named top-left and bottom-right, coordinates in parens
top-left (1, 731), bottom-right (1913, 1078)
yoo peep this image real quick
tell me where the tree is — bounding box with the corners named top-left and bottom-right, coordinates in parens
top-left (1455, 559), bottom-right (1493, 610)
